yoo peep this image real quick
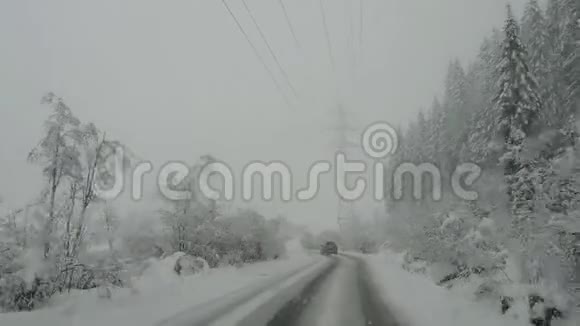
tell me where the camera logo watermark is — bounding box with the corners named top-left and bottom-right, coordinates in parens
top-left (95, 122), bottom-right (481, 202)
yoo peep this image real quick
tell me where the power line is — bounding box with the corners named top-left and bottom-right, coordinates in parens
top-left (347, 0), bottom-right (357, 85)
top-left (358, 0), bottom-right (363, 57)
top-left (318, 0), bottom-right (336, 74)
top-left (219, 0), bottom-right (291, 107)
top-left (241, 0), bottom-right (299, 98)
top-left (277, 0), bottom-right (301, 50)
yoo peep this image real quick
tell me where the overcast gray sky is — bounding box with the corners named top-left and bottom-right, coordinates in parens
top-left (0, 0), bottom-right (525, 232)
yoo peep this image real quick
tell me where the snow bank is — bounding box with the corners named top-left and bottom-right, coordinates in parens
top-left (366, 251), bottom-right (531, 326)
top-left (0, 253), bottom-right (318, 326)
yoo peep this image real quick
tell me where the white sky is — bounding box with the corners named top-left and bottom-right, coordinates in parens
top-left (0, 0), bottom-right (526, 232)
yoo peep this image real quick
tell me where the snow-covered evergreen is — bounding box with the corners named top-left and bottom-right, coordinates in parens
top-left (384, 3), bottom-right (580, 322)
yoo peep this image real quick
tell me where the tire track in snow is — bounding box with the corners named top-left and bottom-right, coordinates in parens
top-left (156, 258), bottom-right (322, 326)
top-left (268, 254), bottom-right (401, 326)
top-left (265, 257), bottom-right (339, 326)
top-left (349, 253), bottom-right (401, 326)
top-left (208, 258), bottom-right (334, 326)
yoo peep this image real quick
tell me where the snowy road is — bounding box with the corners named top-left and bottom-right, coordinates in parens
top-left (165, 254), bottom-right (401, 326)
top-left (267, 254), bottom-right (400, 326)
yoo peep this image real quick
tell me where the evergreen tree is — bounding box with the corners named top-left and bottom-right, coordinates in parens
top-left (403, 120), bottom-right (420, 163)
top-left (545, 0), bottom-right (579, 134)
top-left (383, 0), bottom-right (580, 297)
top-left (461, 34), bottom-right (503, 164)
top-left (434, 97), bottom-right (451, 171)
top-left (522, 0), bottom-right (550, 77)
top-left (442, 59), bottom-right (468, 168)
top-left (559, 0), bottom-right (579, 126)
top-left (495, 6), bottom-right (542, 217)
top-left (522, 0), bottom-right (551, 122)
top-left (416, 111), bottom-right (428, 162)
top-left (425, 98), bottom-right (443, 163)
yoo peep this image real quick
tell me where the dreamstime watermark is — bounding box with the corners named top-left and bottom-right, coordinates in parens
top-left (95, 122), bottom-right (482, 202)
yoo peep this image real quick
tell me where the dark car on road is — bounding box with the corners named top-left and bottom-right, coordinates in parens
top-left (320, 241), bottom-right (338, 256)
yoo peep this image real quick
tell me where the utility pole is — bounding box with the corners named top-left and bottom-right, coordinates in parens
top-left (334, 104), bottom-right (358, 248)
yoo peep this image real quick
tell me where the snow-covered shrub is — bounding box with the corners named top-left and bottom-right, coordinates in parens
top-left (174, 254), bottom-right (208, 276)
top-left (188, 245), bottom-right (219, 268)
top-left (121, 227), bottom-right (166, 261)
top-left (401, 252), bottom-right (429, 274)
top-left (90, 258), bottom-right (125, 299)
top-left (218, 250), bottom-right (245, 268)
top-left (0, 275), bottom-right (52, 312)
top-left (0, 275), bottom-right (28, 311)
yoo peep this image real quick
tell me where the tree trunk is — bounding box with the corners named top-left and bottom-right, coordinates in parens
top-left (44, 144), bottom-right (61, 259)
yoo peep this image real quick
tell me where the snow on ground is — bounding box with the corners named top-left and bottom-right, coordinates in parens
top-left (0, 241), bottom-right (318, 326)
top-left (366, 251), bottom-right (532, 326)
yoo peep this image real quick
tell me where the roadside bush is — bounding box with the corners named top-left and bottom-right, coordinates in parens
top-left (174, 254), bottom-right (208, 275)
top-left (0, 275), bottom-right (51, 312)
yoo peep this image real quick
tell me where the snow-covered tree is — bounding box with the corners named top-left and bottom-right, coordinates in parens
top-left (495, 6), bottom-right (543, 219)
top-left (424, 98), bottom-right (443, 162)
top-left (461, 31), bottom-right (504, 165)
top-left (28, 93), bottom-right (83, 259)
top-left (442, 59), bottom-right (469, 169)
top-left (544, 0), bottom-right (580, 137)
top-left (522, 0), bottom-right (550, 78)
top-left (381, 3), bottom-right (579, 320)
